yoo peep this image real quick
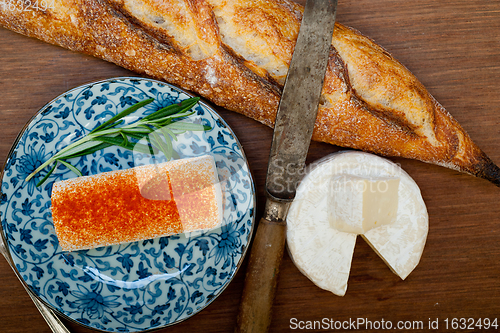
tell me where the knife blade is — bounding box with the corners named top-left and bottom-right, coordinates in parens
top-left (235, 1), bottom-right (338, 332)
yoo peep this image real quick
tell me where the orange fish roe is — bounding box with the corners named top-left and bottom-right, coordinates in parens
top-left (51, 155), bottom-right (222, 251)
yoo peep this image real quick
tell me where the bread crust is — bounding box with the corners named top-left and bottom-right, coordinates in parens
top-left (1, 0), bottom-right (498, 185)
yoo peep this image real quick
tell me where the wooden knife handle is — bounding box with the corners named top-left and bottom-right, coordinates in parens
top-left (235, 215), bottom-right (287, 333)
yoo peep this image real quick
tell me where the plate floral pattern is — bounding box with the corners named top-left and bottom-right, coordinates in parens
top-left (0, 78), bottom-right (255, 332)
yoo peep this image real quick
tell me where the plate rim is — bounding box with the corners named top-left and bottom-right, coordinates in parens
top-left (0, 76), bottom-right (256, 332)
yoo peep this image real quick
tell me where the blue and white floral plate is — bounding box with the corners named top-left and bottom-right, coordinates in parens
top-left (0, 77), bottom-right (255, 332)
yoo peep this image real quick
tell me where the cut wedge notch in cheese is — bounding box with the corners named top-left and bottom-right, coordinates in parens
top-left (51, 154), bottom-right (223, 252)
top-left (329, 175), bottom-right (400, 234)
top-left (286, 151), bottom-right (428, 296)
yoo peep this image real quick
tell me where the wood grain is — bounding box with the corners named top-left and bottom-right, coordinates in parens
top-left (1, 0), bottom-right (499, 332)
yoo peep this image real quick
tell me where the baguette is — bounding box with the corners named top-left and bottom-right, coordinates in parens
top-left (1, 0), bottom-right (499, 185)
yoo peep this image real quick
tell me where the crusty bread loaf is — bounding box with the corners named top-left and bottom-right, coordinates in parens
top-left (1, 0), bottom-right (499, 185)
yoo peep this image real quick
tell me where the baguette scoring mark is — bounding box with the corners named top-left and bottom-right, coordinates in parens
top-left (108, 0), bottom-right (217, 60)
top-left (207, 0), bottom-right (301, 85)
top-left (331, 25), bottom-right (439, 146)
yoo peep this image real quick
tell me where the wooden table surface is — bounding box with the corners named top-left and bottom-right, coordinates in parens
top-left (1, 1), bottom-right (499, 332)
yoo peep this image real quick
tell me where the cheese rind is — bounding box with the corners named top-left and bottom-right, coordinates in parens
top-left (287, 172), bottom-right (356, 296)
top-left (286, 151), bottom-right (428, 296)
top-left (51, 155), bottom-right (223, 251)
top-left (362, 186), bottom-right (428, 279)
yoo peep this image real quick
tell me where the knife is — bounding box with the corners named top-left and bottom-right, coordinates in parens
top-left (235, 0), bottom-right (338, 332)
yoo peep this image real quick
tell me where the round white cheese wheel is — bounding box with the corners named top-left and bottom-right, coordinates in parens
top-left (286, 151), bottom-right (428, 296)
